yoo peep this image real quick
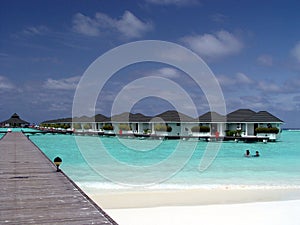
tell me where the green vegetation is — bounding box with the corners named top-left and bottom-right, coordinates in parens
top-left (118, 124), bottom-right (131, 131)
top-left (102, 124), bottom-right (114, 130)
top-left (255, 127), bottom-right (279, 134)
top-left (154, 124), bottom-right (172, 132)
top-left (225, 130), bottom-right (243, 136)
top-left (191, 126), bottom-right (210, 133)
top-left (73, 123), bottom-right (82, 129)
top-left (143, 128), bottom-right (151, 134)
top-left (83, 123), bottom-right (92, 130)
top-left (40, 123), bottom-right (70, 129)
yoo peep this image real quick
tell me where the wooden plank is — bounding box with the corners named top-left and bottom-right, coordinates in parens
top-left (0, 132), bottom-right (118, 225)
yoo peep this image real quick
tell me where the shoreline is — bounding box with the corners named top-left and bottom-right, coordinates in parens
top-left (86, 187), bottom-right (300, 225)
top-left (87, 186), bottom-right (300, 209)
top-left (105, 200), bottom-right (300, 225)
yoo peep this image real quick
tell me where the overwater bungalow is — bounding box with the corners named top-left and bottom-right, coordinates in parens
top-left (0, 113), bottom-right (30, 128)
top-left (40, 109), bottom-right (283, 142)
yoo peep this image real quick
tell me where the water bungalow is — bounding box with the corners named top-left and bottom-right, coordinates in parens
top-left (0, 113), bottom-right (30, 128)
top-left (40, 109), bottom-right (283, 142)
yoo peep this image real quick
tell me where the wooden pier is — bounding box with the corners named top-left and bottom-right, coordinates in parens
top-left (0, 132), bottom-right (118, 225)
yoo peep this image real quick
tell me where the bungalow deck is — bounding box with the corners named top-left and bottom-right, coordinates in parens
top-left (2, 129), bottom-right (271, 142)
top-left (0, 132), bottom-right (118, 225)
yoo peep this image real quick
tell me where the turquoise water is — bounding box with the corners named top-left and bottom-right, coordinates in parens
top-left (30, 130), bottom-right (300, 190)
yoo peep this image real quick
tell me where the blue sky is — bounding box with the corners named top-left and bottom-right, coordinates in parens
top-left (1, 0), bottom-right (300, 127)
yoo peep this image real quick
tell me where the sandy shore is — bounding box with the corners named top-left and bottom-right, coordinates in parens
top-left (106, 200), bottom-right (300, 225)
top-left (87, 187), bottom-right (300, 225)
top-left (89, 187), bottom-right (300, 209)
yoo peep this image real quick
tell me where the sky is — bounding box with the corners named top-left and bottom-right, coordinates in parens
top-left (1, 0), bottom-right (300, 127)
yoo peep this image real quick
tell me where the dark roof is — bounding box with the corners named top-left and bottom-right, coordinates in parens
top-left (39, 109), bottom-right (283, 124)
top-left (226, 109), bottom-right (256, 122)
top-left (198, 111), bottom-right (226, 123)
top-left (109, 112), bottom-right (151, 123)
top-left (245, 111), bottom-right (283, 123)
top-left (0, 113), bottom-right (29, 125)
top-left (154, 110), bottom-right (195, 122)
top-left (11, 113), bottom-right (20, 118)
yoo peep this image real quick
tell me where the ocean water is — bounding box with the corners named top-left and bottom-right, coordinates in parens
top-left (30, 130), bottom-right (300, 191)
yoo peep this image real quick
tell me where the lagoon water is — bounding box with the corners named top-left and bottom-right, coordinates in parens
top-left (29, 130), bottom-right (300, 192)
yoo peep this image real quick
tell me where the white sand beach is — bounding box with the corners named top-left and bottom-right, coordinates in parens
top-left (89, 187), bottom-right (300, 225)
top-left (106, 200), bottom-right (300, 225)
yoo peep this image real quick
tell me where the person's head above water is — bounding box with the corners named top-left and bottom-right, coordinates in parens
top-left (245, 150), bottom-right (251, 157)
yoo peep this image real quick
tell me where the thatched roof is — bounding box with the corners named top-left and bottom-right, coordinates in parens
top-left (0, 113), bottom-right (30, 126)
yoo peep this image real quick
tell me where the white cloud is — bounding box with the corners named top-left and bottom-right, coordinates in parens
top-left (235, 72), bottom-right (254, 85)
top-left (72, 11), bottom-right (153, 39)
top-left (217, 72), bottom-right (253, 87)
top-left (43, 76), bottom-right (80, 90)
top-left (72, 13), bottom-right (101, 37)
top-left (257, 54), bottom-right (273, 66)
top-left (147, 67), bottom-right (182, 79)
top-left (145, 0), bottom-right (199, 6)
top-left (257, 81), bottom-right (281, 93)
top-left (159, 67), bottom-right (181, 78)
top-left (291, 42), bottom-right (300, 63)
top-left (182, 30), bottom-right (243, 60)
top-left (23, 25), bottom-right (49, 36)
top-left (0, 76), bottom-right (15, 91)
top-left (115, 11), bottom-right (153, 39)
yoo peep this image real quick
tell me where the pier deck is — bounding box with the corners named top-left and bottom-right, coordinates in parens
top-left (0, 132), bottom-right (118, 225)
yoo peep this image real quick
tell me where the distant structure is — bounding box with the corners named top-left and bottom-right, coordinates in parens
top-left (41, 109), bottom-right (284, 142)
top-left (0, 113), bottom-right (30, 128)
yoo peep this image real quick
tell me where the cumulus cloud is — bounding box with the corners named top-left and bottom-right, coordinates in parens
top-left (72, 11), bottom-right (153, 39)
top-left (257, 80), bottom-right (281, 93)
top-left (181, 30), bottom-right (243, 60)
top-left (0, 76), bottom-right (15, 91)
top-left (43, 76), bottom-right (80, 90)
top-left (257, 54), bottom-right (273, 66)
top-left (147, 67), bottom-right (182, 79)
top-left (235, 72), bottom-right (254, 85)
top-left (72, 13), bottom-right (101, 37)
top-left (291, 41), bottom-right (300, 63)
top-left (239, 95), bottom-right (271, 109)
top-left (145, 0), bottom-right (199, 6)
top-left (217, 72), bottom-right (253, 88)
top-left (23, 25), bottom-right (49, 36)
